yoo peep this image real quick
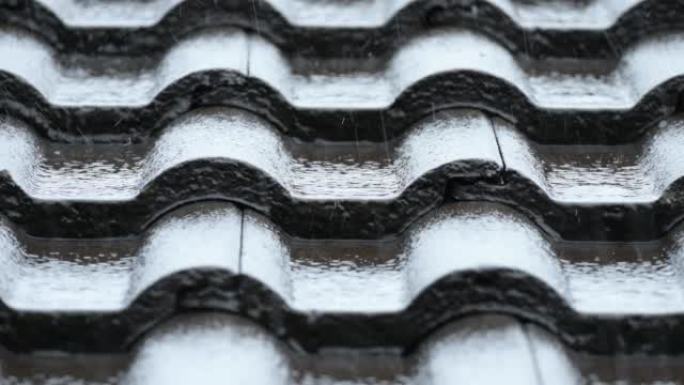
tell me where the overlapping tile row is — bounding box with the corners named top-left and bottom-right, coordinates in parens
top-left (3, 106), bottom-right (684, 240)
top-left (3, 27), bottom-right (684, 143)
top-left (1, 0), bottom-right (682, 59)
top-left (487, 114), bottom-right (684, 240)
top-left (4, 313), bottom-right (682, 385)
top-left (2, 200), bottom-right (684, 353)
top-left (0, 107), bottom-right (502, 238)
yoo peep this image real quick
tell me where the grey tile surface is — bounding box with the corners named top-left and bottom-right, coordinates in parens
top-left (0, 0), bottom-right (681, 383)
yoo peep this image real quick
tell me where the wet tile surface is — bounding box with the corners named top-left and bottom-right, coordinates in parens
top-left (1, 0), bottom-right (684, 382)
top-left (3, 313), bottom-right (684, 385)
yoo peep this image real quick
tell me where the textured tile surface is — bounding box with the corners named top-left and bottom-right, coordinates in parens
top-left (3, 0), bottom-right (681, 59)
top-left (3, 314), bottom-right (684, 385)
top-left (0, 0), bottom-right (682, 382)
top-left (1, 25), bottom-right (684, 142)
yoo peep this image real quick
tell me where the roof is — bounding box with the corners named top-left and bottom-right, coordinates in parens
top-left (0, 0), bottom-right (681, 383)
